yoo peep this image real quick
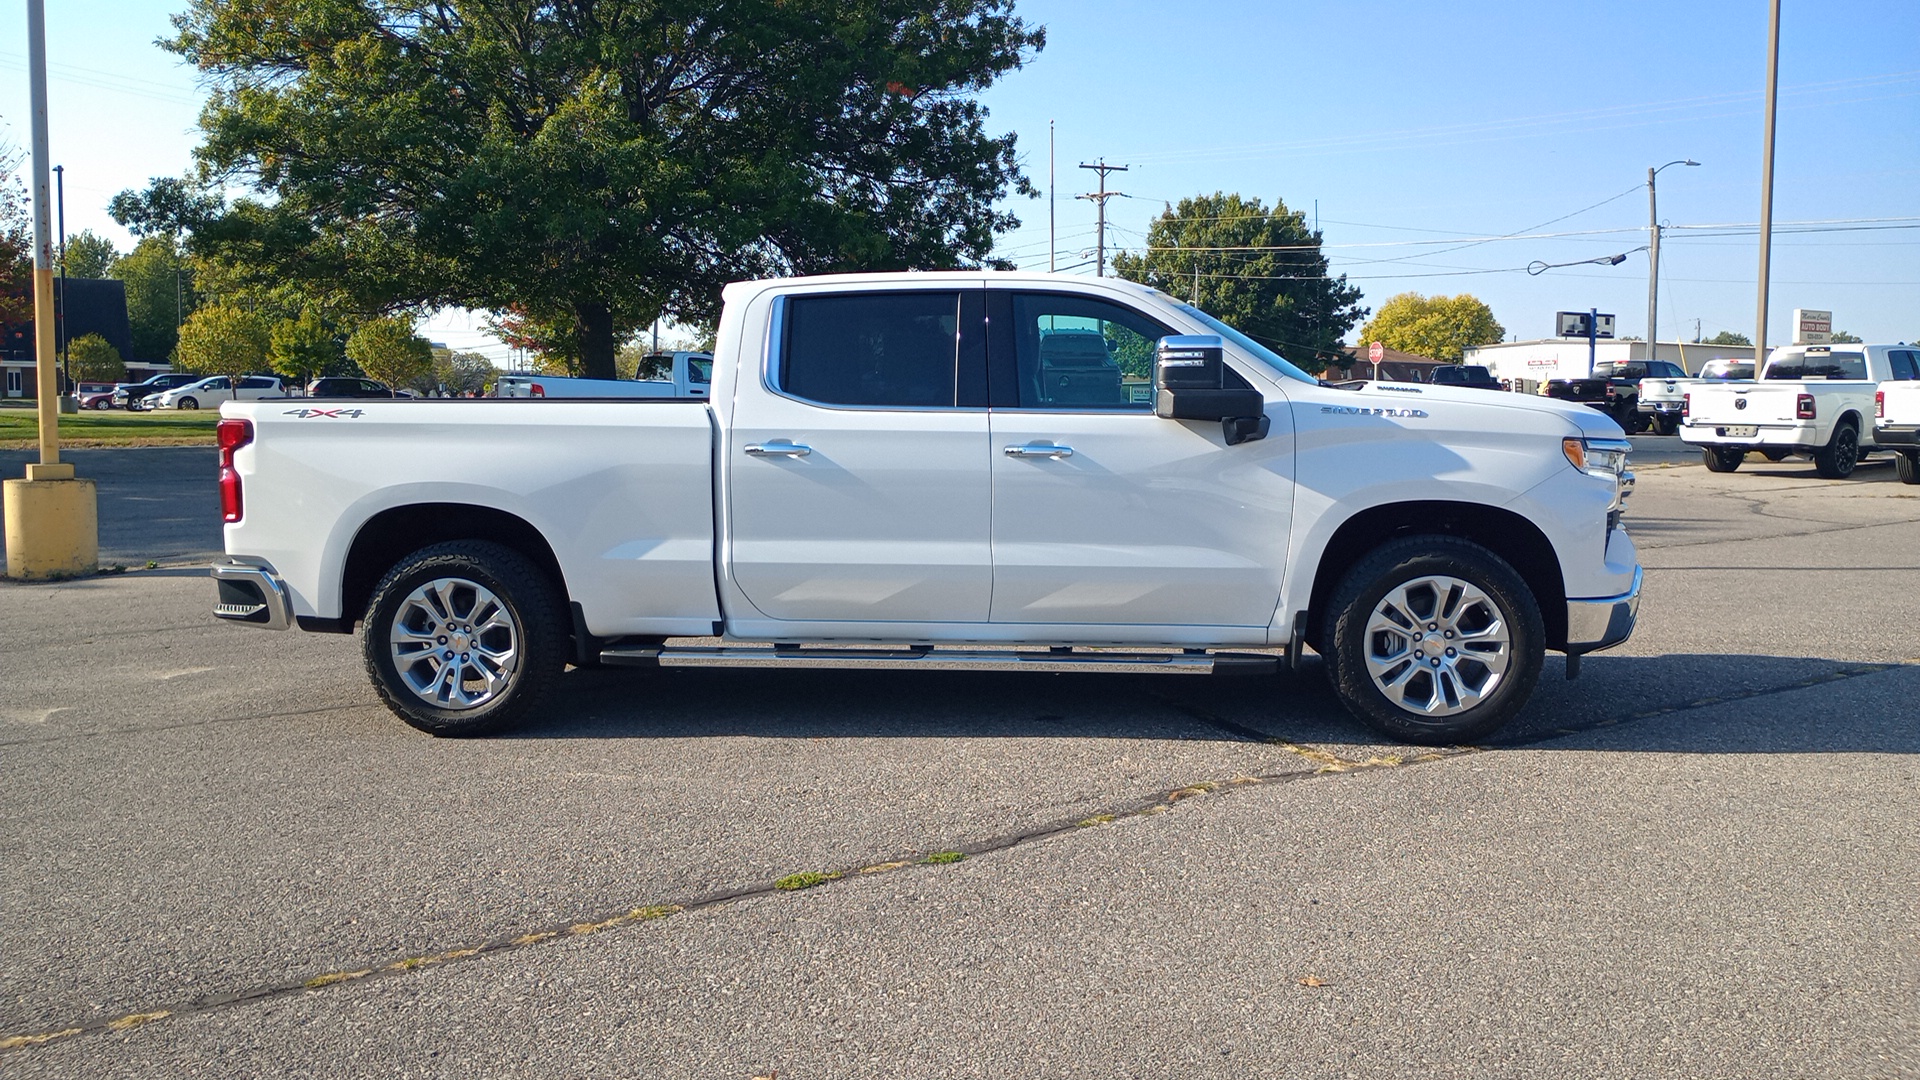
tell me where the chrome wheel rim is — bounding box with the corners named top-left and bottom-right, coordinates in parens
top-left (388, 577), bottom-right (520, 710)
top-left (1363, 574), bottom-right (1512, 719)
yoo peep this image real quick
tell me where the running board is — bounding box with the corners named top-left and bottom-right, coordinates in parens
top-left (596, 644), bottom-right (1278, 676)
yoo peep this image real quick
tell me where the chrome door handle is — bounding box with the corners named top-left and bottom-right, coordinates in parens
top-left (1003, 444), bottom-right (1074, 458)
top-left (744, 442), bottom-right (812, 457)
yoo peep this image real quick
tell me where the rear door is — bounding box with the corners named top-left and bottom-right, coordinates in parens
top-left (984, 288), bottom-right (1293, 631)
top-left (726, 286), bottom-right (993, 624)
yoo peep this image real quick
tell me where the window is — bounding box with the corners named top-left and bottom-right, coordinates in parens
top-left (1766, 351), bottom-right (1867, 380)
top-left (636, 354), bottom-right (674, 382)
top-left (1651, 362), bottom-right (1684, 378)
top-left (780, 292), bottom-right (960, 407)
top-left (1890, 350), bottom-right (1919, 381)
top-left (241, 377), bottom-right (277, 390)
top-left (1003, 293), bottom-right (1172, 410)
top-left (689, 358), bottom-right (711, 384)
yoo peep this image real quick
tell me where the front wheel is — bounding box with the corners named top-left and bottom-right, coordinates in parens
top-left (1703, 447), bottom-right (1744, 472)
top-left (1322, 536), bottom-right (1545, 745)
top-left (362, 540), bottom-right (568, 736)
top-left (1897, 451), bottom-right (1920, 485)
top-left (1813, 423), bottom-right (1860, 479)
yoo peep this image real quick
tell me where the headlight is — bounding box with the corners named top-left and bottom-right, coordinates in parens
top-left (1564, 436), bottom-right (1634, 519)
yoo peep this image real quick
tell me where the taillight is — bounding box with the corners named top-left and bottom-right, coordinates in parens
top-left (1877, 391), bottom-right (1886, 419)
top-left (1796, 393), bottom-right (1815, 420)
top-left (530, 383), bottom-right (545, 398)
top-left (1681, 393), bottom-right (1690, 418)
top-left (217, 418), bottom-right (253, 524)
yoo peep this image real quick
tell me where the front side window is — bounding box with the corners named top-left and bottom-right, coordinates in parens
top-left (1005, 293), bottom-right (1168, 410)
top-left (689, 358), bottom-right (711, 384)
top-left (780, 292), bottom-right (960, 407)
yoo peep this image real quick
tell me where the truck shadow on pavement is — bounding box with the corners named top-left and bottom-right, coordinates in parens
top-left (509, 651), bottom-right (1919, 756)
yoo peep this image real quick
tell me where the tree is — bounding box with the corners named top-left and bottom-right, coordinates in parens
top-left (175, 303), bottom-right (270, 394)
top-left (62, 230), bottom-right (119, 279)
top-left (126, 1), bottom-right (1045, 379)
top-left (436, 350), bottom-right (497, 396)
top-left (66, 333), bottom-right (127, 383)
top-left (1828, 329), bottom-right (1863, 343)
top-left (0, 144), bottom-right (30, 327)
top-left (1357, 293), bottom-right (1504, 363)
top-left (346, 317), bottom-right (434, 390)
top-left (113, 235), bottom-right (199, 362)
top-left (268, 306), bottom-right (347, 387)
top-left (1110, 193), bottom-right (1366, 374)
top-left (1702, 330), bottom-right (1751, 346)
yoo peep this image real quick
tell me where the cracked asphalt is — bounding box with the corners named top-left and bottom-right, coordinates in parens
top-left (2, 442), bottom-right (1916, 1078)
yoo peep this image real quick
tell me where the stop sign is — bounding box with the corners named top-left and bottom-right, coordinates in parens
top-left (1369, 341), bottom-right (1384, 363)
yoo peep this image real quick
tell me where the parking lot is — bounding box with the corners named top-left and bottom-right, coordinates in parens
top-left (2, 442), bottom-right (1916, 1078)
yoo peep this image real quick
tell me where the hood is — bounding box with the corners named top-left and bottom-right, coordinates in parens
top-left (1338, 380), bottom-right (1626, 438)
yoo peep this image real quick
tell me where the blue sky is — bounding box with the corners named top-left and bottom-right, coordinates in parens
top-left (4, 0), bottom-right (1916, 359)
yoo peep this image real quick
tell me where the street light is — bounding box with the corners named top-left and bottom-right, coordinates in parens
top-left (1647, 159), bottom-right (1699, 364)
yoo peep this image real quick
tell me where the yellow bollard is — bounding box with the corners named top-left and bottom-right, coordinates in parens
top-left (3, 463), bottom-right (99, 579)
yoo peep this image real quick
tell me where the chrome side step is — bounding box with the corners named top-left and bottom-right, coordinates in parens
top-left (596, 644), bottom-right (1278, 676)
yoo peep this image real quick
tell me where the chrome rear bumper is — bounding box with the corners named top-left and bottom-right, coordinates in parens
top-left (1565, 566), bottom-right (1641, 655)
top-left (211, 559), bottom-right (292, 631)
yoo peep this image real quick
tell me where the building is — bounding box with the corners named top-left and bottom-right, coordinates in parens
top-left (0, 277), bottom-right (161, 397)
top-left (1464, 338), bottom-right (1760, 392)
top-left (1326, 344), bottom-right (1448, 383)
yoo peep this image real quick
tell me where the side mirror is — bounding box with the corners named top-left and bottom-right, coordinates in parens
top-left (1153, 335), bottom-right (1269, 445)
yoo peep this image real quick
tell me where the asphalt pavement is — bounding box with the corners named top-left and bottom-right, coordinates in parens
top-left (2, 444), bottom-right (1916, 1078)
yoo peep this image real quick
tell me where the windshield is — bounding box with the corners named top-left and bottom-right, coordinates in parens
top-left (1173, 303), bottom-right (1315, 384)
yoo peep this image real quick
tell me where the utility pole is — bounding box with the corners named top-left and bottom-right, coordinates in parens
top-left (54, 163), bottom-right (68, 404)
top-left (1048, 120), bottom-right (1056, 273)
top-left (1646, 159), bottom-right (1699, 367)
top-left (1754, 0), bottom-right (1782, 363)
top-left (1076, 160), bottom-right (1127, 277)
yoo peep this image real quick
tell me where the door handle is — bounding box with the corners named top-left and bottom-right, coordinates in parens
top-left (1003, 444), bottom-right (1074, 459)
top-left (744, 442), bottom-right (812, 457)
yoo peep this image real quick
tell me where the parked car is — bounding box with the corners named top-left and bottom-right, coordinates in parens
top-left (1681, 344), bottom-right (1919, 477)
top-left (1636, 359), bottom-right (1754, 435)
top-left (1872, 350), bottom-right (1920, 483)
top-left (75, 382), bottom-right (120, 410)
top-left (118, 373), bottom-right (203, 410)
top-left (1429, 364), bottom-right (1504, 392)
top-left (211, 271), bottom-right (1641, 746)
top-left (307, 377), bottom-right (397, 398)
top-left (154, 375), bottom-right (286, 410)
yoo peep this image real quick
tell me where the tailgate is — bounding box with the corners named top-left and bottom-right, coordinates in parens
top-left (1638, 378), bottom-right (1683, 403)
top-left (1687, 384), bottom-right (1798, 425)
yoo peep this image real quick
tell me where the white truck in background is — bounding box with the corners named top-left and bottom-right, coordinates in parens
top-left (1680, 344), bottom-right (1920, 477)
top-left (209, 271), bottom-right (1641, 746)
top-left (1637, 359), bottom-right (1752, 436)
top-left (494, 351), bottom-right (713, 399)
top-left (1875, 360), bottom-right (1920, 484)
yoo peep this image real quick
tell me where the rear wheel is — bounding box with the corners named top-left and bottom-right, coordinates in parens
top-left (1651, 415), bottom-right (1678, 436)
top-left (176, 396), bottom-right (198, 410)
top-left (1322, 536), bottom-right (1544, 745)
top-left (362, 541), bottom-right (568, 736)
top-left (1812, 422), bottom-right (1860, 479)
top-left (1897, 451), bottom-right (1920, 485)
top-left (1703, 447), bottom-right (1744, 472)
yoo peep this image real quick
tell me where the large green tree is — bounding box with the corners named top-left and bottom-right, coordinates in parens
top-left (175, 302), bottom-right (270, 391)
top-left (268, 306), bottom-right (348, 387)
top-left (120, 0), bottom-right (1044, 379)
top-left (1358, 292), bottom-right (1504, 363)
top-left (1701, 330), bottom-right (1751, 346)
top-left (1110, 193), bottom-right (1365, 374)
top-left (346, 317), bottom-right (434, 389)
top-left (113, 235), bottom-right (200, 362)
top-left (62, 230), bottom-right (119, 279)
top-left (0, 150), bottom-right (31, 327)
top-left (66, 333), bottom-right (128, 383)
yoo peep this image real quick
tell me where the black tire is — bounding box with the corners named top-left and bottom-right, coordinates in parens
top-left (1703, 447), bottom-right (1744, 472)
top-left (176, 396), bottom-right (198, 410)
top-left (1812, 422), bottom-right (1860, 479)
top-left (89, 398), bottom-right (112, 410)
top-left (361, 540), bottom-right (568, 736)
top-left (1651, 415), bottom-right (1678, 436)
top-left (1321, 535), bottom-right (1545, 745)
top-left (1897, 451), bottom-right (1920, 485)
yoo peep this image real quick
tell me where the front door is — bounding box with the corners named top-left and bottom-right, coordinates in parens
top-left (986, 289), bottom-right (1294, 631)
top-left (727, 287), bottom-right (993, 625)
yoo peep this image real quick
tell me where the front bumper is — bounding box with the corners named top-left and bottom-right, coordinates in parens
top-left (1565, 566), bottom-right (1641, 655)
top-left (211, 559), bottom-right (292, 631)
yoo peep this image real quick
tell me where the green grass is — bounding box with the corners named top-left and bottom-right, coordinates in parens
top-left (0, 406), bottom-right (221, 447)
top-left (773, 871), bottom-right (839, 891)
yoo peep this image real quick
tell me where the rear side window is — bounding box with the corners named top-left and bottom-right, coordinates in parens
top-left (241, 377), bottom-right (276, 390)
top-left (635, 354), bottom-right (673, 381)
top-left (1890, 351), bottom-right (1919, 380)
top-left (780, 292), bottom-right (960, 407)
top-left (1651, 362), bottom-right (1684, 378)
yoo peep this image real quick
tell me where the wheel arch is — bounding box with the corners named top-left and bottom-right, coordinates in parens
top-left (340, 503), bottom-right (568, 629)
top-left (1305, 501), bottom-right (1569, 653)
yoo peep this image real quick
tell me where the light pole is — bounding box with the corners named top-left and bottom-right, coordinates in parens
top-left (1646, 159), bottom-right (1698, 367)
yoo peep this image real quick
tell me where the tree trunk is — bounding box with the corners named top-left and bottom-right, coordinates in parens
top-left (575, 301), bottom-right (617, 381)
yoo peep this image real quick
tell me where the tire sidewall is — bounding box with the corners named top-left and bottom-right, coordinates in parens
top-left (362, 541), bottom-right (565, 736)
top-left (1325, 537), bottom-right (1545, 745)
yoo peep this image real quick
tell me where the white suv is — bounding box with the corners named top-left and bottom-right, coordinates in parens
top-left (154, 375), bottom-right (286, 410)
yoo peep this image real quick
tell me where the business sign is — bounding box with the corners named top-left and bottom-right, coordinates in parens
top-left (1792, 308), bottom-right (1832, 345)
top-left (1556, 312), bottom-right (1616, 339)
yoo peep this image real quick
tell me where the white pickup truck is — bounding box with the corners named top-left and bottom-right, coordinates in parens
top-left (1875, 355), bottom-right (1920, 483)
top-left (494, 350), bottom-right (712, 399)
top-left (1637, 359), bottom-right (1751, 435)
top-left (1680, 344), bottom-right (1918, 477)
top-left (209, 272), bottom-right (1641, 745)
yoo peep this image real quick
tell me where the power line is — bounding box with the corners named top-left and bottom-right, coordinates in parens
top-left (1075, 160), bottom-right (1128, 277)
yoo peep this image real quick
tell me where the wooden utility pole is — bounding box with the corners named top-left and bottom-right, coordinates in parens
top-left (1076, 160), bottom-right (1127, 277)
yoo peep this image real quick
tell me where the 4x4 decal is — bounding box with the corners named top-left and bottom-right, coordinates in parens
top-left (283, 408), bottom-right (367, 419)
